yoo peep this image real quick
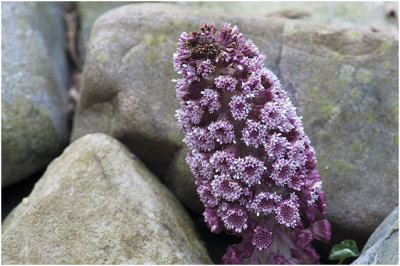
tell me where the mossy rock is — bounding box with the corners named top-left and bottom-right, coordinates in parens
top-left (1, 133), bottom-right (212, 264)
top-left (1, 2), bottom-right (69, 187)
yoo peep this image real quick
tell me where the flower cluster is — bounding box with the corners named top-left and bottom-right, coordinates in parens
top-left (173, 23), bottom-right (331, 264)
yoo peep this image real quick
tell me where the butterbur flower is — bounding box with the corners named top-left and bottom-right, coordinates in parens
top-left (241, 120), bottom-right (267, 148)
top-left (211, 173), bottom-right (243, 201)
top-left (197, 59), bottom-right (216, 78)
top-left (275, 193), bottom-right (301, 228)
top-left (222, 241), bottom-right (255, 264)
top-left (235, 156), bottom-right (265, 186)
top-left (210, 149), bottom-right (236, 174)
top-left (204, 207), bottom-right (224, 234)
top-left (200, 89), bottom-right (221, 113)
top-left (250, 191), bottom-right (281, 216)
top-left (174, 22), bottom-right (331, 264)
top-left (309, 219), bottom-right (331, 243)
top-left (293, 229), bottom-right (314, 249)
top-left (252, 225), bottom-right (274, 250)
top-left (208, 119), bottom-right (235, 144)
top-left (183, 127), bottom-right (215, 152)
top-left (220, 205), bottom-right (249, 233)
top-left (215, 75), bottom-right (237, 91)
top-left (229, 95), bottom-right (252, 120)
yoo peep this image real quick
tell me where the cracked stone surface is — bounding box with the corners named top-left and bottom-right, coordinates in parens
top-left (71, 3), bottom-right (398, 242)
top-left (2, 2), bottom-right (70, 187)
top-left (352, 207), bottom-right (399, 264)
top-left (1, 133), bottom-right (212, 264)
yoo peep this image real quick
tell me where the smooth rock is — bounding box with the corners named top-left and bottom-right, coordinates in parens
top-left (166, 146), bottom-right (204, 214)
top-left (78, 2), bottom-right (132, 52)
top-left (78, 2), bottom-right (396, 55)
top-left (71, 4), bottom-right (398, 242)
top-left (2, 2), bottom-right (69, 187)
top-left (352, 207), bottom-right (399, 264)
top-left (178, 2), bottom-right (396, 36)
top-left (1, 133), bottom-right (212, 264)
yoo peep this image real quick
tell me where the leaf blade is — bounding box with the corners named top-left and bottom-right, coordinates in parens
top-left (329, 239), bottom-right (360, 263)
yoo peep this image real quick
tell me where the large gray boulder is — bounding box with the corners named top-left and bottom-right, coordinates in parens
top-left (77, 2), bottom-right (395, 55)
top-left (1, 2), bottom-right (70, 187)
top-left (1, 133), bottom-right (212, 264)
top-left (352, 207), bottom-right (399, 264)
top-left (71, 4), bottom-right (398, 241)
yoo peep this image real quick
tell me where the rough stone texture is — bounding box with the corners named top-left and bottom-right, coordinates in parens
top-left (71, 4), bottom-right (398, 242)
top-left (1, 133), bottom-right (212, 264)
top-left (352, 207), bottom-right (399, 264)
top-left (2, 2), bottom-right (69, 187)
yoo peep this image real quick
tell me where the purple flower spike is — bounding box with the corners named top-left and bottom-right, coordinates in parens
top-left (292, 246), bottom-right (320, 264)
top-left (242, 71), bottom-right (263, 98)
top-left (175, 100), bottom-right (203, 132)
top-left (175, 78), bottom-right (188, 100)
top-left (174, 23), bottom-right (330, 264)
top-left (264, 133), bottom-right (289, 161)
top-left (197, 181), bottom-right (219, 207)
top-left (186, 152), bottom-right (213, 180)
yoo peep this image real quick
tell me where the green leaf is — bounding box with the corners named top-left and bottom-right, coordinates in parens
top-left (329, 239), bottom-right (360, 264)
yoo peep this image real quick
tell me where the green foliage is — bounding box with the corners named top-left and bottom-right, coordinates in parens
top-left (329, 239), bottom-right (360, 264)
